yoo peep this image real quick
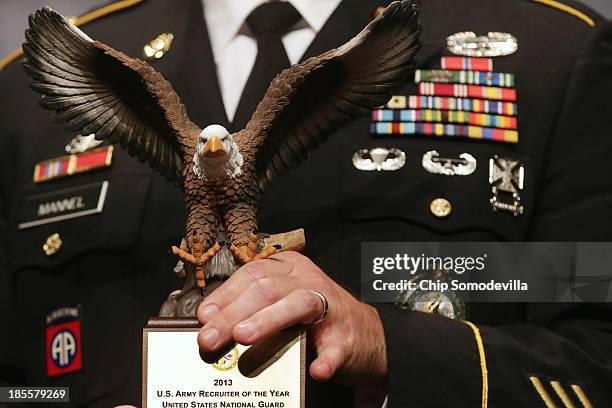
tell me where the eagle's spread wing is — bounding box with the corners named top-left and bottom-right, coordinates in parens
top-left (22, 7), bottom-right (200, 187)
top-left (238, 0), bottom-right (421, 189)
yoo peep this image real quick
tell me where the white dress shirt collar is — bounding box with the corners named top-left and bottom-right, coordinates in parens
top-left (203, 0), bottom-right (342, 64)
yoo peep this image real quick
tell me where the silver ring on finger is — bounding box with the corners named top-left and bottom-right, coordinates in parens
top-left (309, 290), bottom-right (329, 325)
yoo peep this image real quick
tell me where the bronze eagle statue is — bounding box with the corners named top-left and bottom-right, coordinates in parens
top-left (22, 1), bottom-right (421, 290)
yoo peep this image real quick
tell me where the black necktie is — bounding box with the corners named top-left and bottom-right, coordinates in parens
top-left (231, 2), bottom-right (301, 130)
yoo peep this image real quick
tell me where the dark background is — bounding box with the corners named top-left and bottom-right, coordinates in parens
top-left (1, 0), bottom-right (612, 59)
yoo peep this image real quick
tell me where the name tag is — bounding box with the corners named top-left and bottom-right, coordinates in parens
top-left (18, 181), bottom-right (109, 229)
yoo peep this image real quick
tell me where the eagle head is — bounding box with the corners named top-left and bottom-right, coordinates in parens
top-left (193, 125), bottom-right (243, 181)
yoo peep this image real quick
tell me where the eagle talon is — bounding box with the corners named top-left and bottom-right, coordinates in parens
top-left (230, 241), bottom-right (281, 264)
top-left (171, 242), bottom-right (224, 289)
top-left (171, 245), bottom-right (199, 265)
top-left (253, 245), bottom-right (280, 260)
top-left (229, 244), bottom-right (250, 264)
top-left (247, 233), bottom-right (259, 255)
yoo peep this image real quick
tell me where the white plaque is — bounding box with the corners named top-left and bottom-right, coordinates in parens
top-left (143, 319), bottom-right (305, 408)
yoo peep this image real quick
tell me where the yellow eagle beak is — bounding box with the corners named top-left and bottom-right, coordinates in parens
top-left (202, 136), bottom-right (227, 157)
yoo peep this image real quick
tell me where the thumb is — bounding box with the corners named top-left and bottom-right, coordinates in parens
top-left (309, 344), bottom-right (345, 382)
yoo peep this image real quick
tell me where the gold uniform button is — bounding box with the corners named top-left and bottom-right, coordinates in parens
top-left (430, 198), bottom-right (452, 218)
top-left (43, 233), bottom-right (62, 256)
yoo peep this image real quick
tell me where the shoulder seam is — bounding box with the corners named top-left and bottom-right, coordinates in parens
top-left (532, 0), bottom-right (595, 27)
top-left (0, 0), bottom-right (145, 72)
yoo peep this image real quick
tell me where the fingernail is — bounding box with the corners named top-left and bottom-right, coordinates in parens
top-left (314, 360), bottom-right (331, 379)
top-left (236, 322), bottom-right (255, 339)
top-left (201, 304), bottom-right (219, 320)
top-left (201, 327), bottom-right (219, 348)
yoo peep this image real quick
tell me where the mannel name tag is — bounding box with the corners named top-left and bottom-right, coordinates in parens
top-left (18, 181), bottom-right (109, 229)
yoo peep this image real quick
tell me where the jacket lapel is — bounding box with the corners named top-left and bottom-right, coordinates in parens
top-left (172, 0), bottom-right (229, 129)
top-left (416, 0), bottom-right (446, 68)
top-left (169, 0), bottom-right (443, 132)
top-left (302, 0), bottom-right (442, 67)
top-left (301, 0), bottom-right (376, 61)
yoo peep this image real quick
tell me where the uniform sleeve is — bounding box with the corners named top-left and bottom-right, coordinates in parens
top-left (376, 20), bottom-right (612, 408)
top-left (0, 179), bottom-right (18, 388)
top-left (0, 183), bottom-right (11, 387)
top-left (0, 67), bottom-right (23, 387)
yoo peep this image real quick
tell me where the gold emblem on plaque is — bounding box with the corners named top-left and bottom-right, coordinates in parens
top-left (212, 347), bottom-right (240, 371)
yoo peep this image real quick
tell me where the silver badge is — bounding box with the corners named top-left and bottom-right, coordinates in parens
top-left (352, 147), bottom-right (406, 171)
top-left (447, 31), bottom-right (518, 57)
top-left (395, 269), bottom-right (466, 320)
top-left (422, 150), bottom-right (477, 176)
top-left (489, 155), bottom-right (524, 216)
top-left (65, 134), bottom-right (103, 154)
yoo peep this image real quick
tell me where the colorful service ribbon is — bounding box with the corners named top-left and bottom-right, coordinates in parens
top-left (370, 122), bottom-right (519, 144)
top-left (415, 70), bottom-right (515, 87)
top-left (398, 95), bottom-right (517, 116)
top-left (372, 109), bottom-right (518, 130)
top-left (34, 146), bottom-right (114, 183)
top-left (440, 57), bottom-right (493, 72)
top-left (419, 82), bottom-right (517, 102)
top-left (370, 54), bottom-right (519, 144)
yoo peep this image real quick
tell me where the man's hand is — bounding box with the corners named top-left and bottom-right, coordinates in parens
top-left (196, 251), bottom-right (387, 384)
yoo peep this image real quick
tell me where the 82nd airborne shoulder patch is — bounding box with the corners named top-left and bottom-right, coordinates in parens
top-left (46, 306), bottom-right (83, 377)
